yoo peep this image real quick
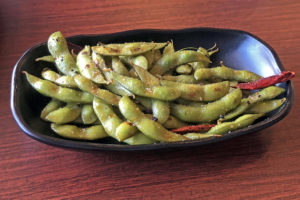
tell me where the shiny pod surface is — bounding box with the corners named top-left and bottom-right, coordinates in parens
top-left (11, 28), bottom-right (294, 151)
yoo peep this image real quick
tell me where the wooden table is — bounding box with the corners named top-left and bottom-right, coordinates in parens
top-left (1, 0), bottom-right (299, 199)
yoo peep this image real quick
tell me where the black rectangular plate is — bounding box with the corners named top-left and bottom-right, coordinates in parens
top-left (11, 28), bottom-right (294, 151)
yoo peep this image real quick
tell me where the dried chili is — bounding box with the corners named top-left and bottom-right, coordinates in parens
top-left (233, 71), bottom-right (295, 90)
top-left (172, 124), bottom-right (216, 134)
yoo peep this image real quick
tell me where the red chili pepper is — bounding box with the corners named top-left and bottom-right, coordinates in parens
top-left (67, 42), bottom-right (83, 54)
top-left (232, 71), bottom-right (295, 90)
top-left (172, 124), bottom-right (216, 134)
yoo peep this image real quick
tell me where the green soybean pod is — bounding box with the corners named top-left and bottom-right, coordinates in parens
top-left (81, 104), bottom-right (98, 124)
top-left (206, 114), bottom-right (264, 135)
top-left (41, 69), bottom-right (77, 88)
top-left (35, 55), bottom-right (55, 63)
top-left (76, 46), bottom-right (106, 84)
top-left (92, 51), bottom-right (134, 97)
top-left (45, 103), bottom-right (81, 124)
top-left (163, 115), bottom-right (187, 129)
top-left (176, 64), bottom-right (193, 75)
top-left (161, 75), bottom-right (198, 84)
top-left (132, 64), bottom-right (160, 86)
top-left (135, 96), bottom-right (152, 112)
top-left (48, 31), bottom-right (79, 76)
top-left (246, 98), bottom-right (286, 114)
top-left (163, 41), bottom-right (175, 55)
top-left (115, 121), bottom-right (138, 141)
top-left (112, 57), bottom-right (130, 76)
top-left (40, 99), bottom-right (64, 120)
top-left (120, 55), bottom-right (149, 70)
top-left (123, 132), bottom-right (156, 145)
top-left (73, 74), bottom-right (120, 106)
top-left (171, 89), bottom-right (242, 123)
top-left (119, 96), bottom-right (189, 142)
top-left (24, 72), bottom-right (93, 103)
top-left (152, 100), bottom-right (170, 124)
top-left (223, 86), bottom-right (285, 121)
top-left (191, 46), bottom-right (218, 70)
top-left (51, 123), bottom-right (108, 140)
top-left (111, 71), bottom-right (181, 101)
top-left (150, 50), bottom-right (211, 75)
top-left (93, 97), bottom-right (123, 141)
top-left (194, 64), bottom-right (262, 82)
top-left (160, 80), bottom-right (230, 102)
top-left (92, 42), bottom-right (167, 56)
top-left (184, 133), bottom-right (218, 140)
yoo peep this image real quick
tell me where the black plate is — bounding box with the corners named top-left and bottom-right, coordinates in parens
top-left (10, 28), bottom-right (294, 151)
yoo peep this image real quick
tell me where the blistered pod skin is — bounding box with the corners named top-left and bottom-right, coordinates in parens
top-left (45, 103), bottom-right (81, 124)
top-left (48, 31), bottom-right (79, 76)
top-left (160, 80), bottom-right (230, 102)
top-left (171, 89), bottom-right (242, 123)
top-left (111, 71), bottom-right (181, 101)
top-left (24, 72), bottom-right (93, 103)
top-left (93, 97), bottom-right (123, 141)
top-left (194, 64), bottom-right (262, 82)
top-left (150, 50), bottom-right (211, 75)
top-left (76, 46), bottom-right (106, 84)
top-left (51, 124), bottom-right (108, 140)
top-left (119, 96), bottom-right (189, 142)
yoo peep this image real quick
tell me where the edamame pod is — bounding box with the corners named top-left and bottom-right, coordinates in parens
top-left (132, 64), bottom-right (160, 86)
top-left (223, 86), bottom-right (285, 120)
top-left (92, 42), bottom-right (167, 56)
top-left (163, 115), bottom-right (187, 129)
top-left (76, 46), bottom-right (106, 84)
top-left (119, 96), bottom-right (189, 142)
top-left (24, 72), bottom-right (93, 103)
top-left (45, 103), bottom-right (81, 124)
top-left (206, 114), bottom-right (264, 135)
top-left (162, 41), bottom-right (174, 55)
top-left (184, 133), bottom-right (219, 140)
top-left (111, 71), bottom-right (181, 101)
top-left (150, 50), bottom-right (211, 75)
top-left (176, 64), bottom-right (192, 75)
top-left (160, 80), bottom-right (230, 102)
top-left (41, 69), bottom-right (77, 88)
top-left (161, 75), bottom-right (198, 84)
top-left (93, 97), bottom-right (123, 141)
top-left (92, 51), bottom-right (134, 97)
top-left (81, 104), bottom-right (98, 124)
top-left (74, 75), bottom-right (120, 106)
top-left (123, 132), bottom-right (155, 145)
top-left (191, 45), bottom-right (218, 70)
top-left (35, 55), bottom-right (55, 63)
top-left (48, 31), bottom-right (79, 76)
top-left (171, 89), bottom-right (242, 123)
top-left (112, 57), bottom-right (130, 76)
top-left (152, 100), bottom-right (170, 124)
top-left (120, 55), bottom-right (149, 70)
top-left (51, 123), bottom-right (108, 140)
top-left (40, 99), bottom-right (64, 120)
top-left (194, 64), bottom-right (262, 82)
top-left (246, 98), bottom-right (286, 114)
top-left (115, 121), bottom-right (138, 141)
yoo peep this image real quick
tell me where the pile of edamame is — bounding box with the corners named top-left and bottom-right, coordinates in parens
top-left (24, 31), bottom-right (287, 145)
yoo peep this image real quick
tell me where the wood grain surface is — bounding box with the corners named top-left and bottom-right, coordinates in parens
top-left (1, 0), bottom-right (300, 199)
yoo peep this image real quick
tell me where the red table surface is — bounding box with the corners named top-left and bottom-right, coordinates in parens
top-left (0, 0), bottom-right (299, 199)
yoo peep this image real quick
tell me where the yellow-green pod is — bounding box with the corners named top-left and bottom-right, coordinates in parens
top-left (115, 121), bottom-right (138, 141)
top-left (51, 123), bottom-right (108, 140)
top-left (123, 132), bottom-right (156, 145)
top-left (176, 64), bottom-right (193, 75)
top-left (81, 104), bottom-right (98, 124)
top-left (246, 98), bottom-right (286, 114)
top-left (41, 69), bottom-right (77, 88)
top-left (40, 99), bottom-right (64, 120)
top-left (45, 103), bottom-right (81, 124)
